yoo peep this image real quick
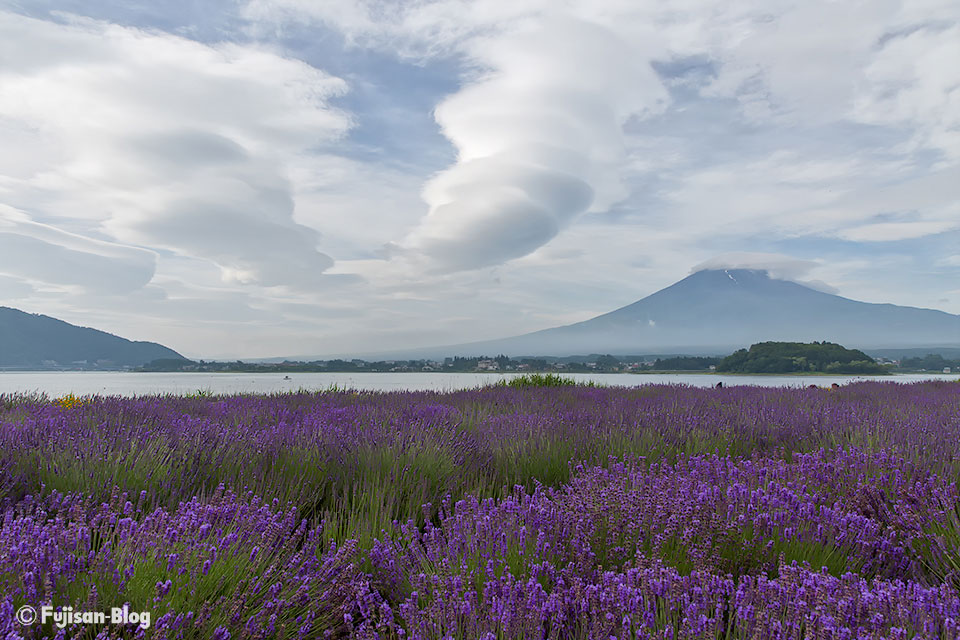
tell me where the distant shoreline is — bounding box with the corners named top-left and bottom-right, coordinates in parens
top-left (633, 371), bottom-right (894, 377)
top-left (2, 369), bottom-right (942, 377)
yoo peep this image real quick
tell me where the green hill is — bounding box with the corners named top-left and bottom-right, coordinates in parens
top-left (716, 341), bottom-right (888, 374)
top-left (0, 306), bottom-right (185, 369)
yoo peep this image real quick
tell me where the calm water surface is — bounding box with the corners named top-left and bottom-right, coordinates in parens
top-left (0, 371), bottom-right (955, 397)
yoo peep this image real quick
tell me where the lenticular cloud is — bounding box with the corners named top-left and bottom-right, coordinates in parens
top-left (402, 17), bottom-right (666, 271)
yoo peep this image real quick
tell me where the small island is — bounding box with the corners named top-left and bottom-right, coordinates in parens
top-left (716, 341), bottom-right (889, 374)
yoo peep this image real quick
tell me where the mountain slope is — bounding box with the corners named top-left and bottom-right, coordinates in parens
top-left (436, 269), bottom-right (960, 357)
top-left (0, 307), bottom-right (185, 369)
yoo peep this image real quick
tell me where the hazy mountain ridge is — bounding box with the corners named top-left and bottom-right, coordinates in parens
top-left (6, 269), bottom-right (959, 366)
top-left (0, 306), bottom-right (185, 369)
top-left (424, 269), bottom-right (960, 357)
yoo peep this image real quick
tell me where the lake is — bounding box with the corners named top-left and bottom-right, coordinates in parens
top-left (0, 371), bottom-right (955, 397)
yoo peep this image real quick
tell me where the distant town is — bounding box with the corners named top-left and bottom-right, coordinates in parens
top-left (141, 354), bottom-right (707, 374)
top-left (5, 340), bottom-right (956, 374)
top-left (136, 348), bottom-right (957, 375)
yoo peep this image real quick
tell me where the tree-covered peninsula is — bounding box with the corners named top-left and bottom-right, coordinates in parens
top-left (716, 341), bottom-right (889, 374)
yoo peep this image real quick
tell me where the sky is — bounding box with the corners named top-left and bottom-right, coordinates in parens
top-left (0, 0), bottom-right (958, 359)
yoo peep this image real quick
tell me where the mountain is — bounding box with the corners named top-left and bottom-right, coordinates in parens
top-left (0, 307), bottom-right (186, 369)
top-left (431, 269), bottom-right (960, 357)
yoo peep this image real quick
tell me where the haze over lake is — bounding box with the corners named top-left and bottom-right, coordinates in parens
top-left (0, 371), bottom-right (955, 397)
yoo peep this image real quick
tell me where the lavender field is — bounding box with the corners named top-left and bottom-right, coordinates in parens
top-left (3, 380), bottom-right (960, 639)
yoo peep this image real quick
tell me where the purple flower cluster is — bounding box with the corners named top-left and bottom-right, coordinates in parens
top-left (362, 449), bottom-right (959, 638)
top-left (0, 380), bottom-right (958, 637)
top-left (0, 487), bottom-right (368, 639)
top-left (360, 558), bottom-right (958, 639)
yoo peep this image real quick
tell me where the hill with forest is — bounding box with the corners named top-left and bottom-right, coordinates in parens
top-left (716, 341), bottom-right (888, 374)
top-left (0, 306), bottom-right (185, 369)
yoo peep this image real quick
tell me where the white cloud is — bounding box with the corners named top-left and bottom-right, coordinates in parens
top-left (247, 2), bottom-right (676, 270)
top-left (242, 0), bottom-right (548, 58)
top-left (3, 2), bottom-right (960, 357)
top-left (0, 11), bottom-right (349, 289)
top-left (390, 14), bottom-right (667, 270)
top-left (0, 274), bottom-right (34, 300)
top-left (853, 23), bottom-right (960, 159)
top-left (693, 252), bottom-right (817, 279)
top-left (0, 204), bottom-right (156, 293)
top-left (692, 252), bottom-right (841, 294)
top-left (698, 2), bottom-right (891, 123)
top-left (838, 220), bottom-right (960, 243)
top-left (250, 0), bottom-right (960, 272)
